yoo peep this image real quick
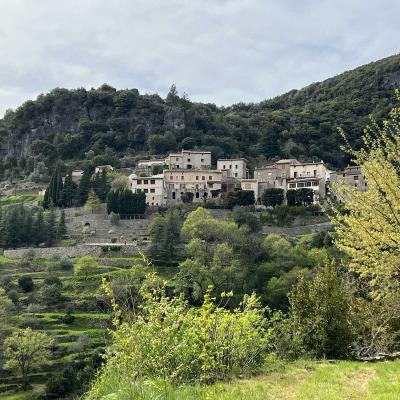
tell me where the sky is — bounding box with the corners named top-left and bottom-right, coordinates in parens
top-left (0, 0), bottom-right (399, 117)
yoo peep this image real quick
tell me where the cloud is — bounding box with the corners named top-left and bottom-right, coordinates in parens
top-left (0, 0), bottom-right (399, 116)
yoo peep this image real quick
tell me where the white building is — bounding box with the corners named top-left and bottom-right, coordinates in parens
top-left (95, 165), bottom-right (114, 173)
top-left (163, 169), bottom-right (222, 204)
top-left (165, 150), bottom-right (212, 170)
top-left (129, 173), bottom-right (164, 206)
top-left (217, 159), bottom-right (248, 179)
top-left (137, 159), bottom-right (166, 170)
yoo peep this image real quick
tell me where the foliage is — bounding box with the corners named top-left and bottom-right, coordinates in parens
top-left (231, 207), bottom-right (262, 232)
top-left (86, 276), bottom-right (271, 399)
top-left (262, 188), bottom-right (284, 207)
top-left (75, 256), bottom-right (99, 278)
top-left (0, 204), bottom-right (65, 248)
top-left (273, 260), bottom-right (354, 360)
top-left (286, 188), bottom-right (314, 206)
top-left (225, 190), bottom-right (255, 209)
top-left (4, 328), bottom-right (54, 389)
top-left (18, 276), bottom-right (34, 292)
top-left (148, 207), bottom-right (182, 265)
top-left (333, 99), bottom-right (400, 295)
top-left (106, 188), bottom-right (146, 216)
top-left (0, 287), bottom-right (14, 334)
top-left (181, 191), bottom-right (194, 203)
top-left (84, 189), bottom-right (101, 212)
top-left (109, 211), bottom-right (120, 225)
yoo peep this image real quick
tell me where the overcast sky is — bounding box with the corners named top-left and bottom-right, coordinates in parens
top-left (0, 0), bottom-right (399, 116)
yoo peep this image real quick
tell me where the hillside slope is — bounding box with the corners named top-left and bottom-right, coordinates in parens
top-left (1, 54), bottom-right (400, 179)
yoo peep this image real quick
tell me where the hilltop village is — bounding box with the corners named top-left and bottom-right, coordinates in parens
top-left (126, 149), bottom-right (365, 206)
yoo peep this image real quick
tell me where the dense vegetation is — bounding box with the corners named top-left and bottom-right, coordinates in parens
top-left (1, 54), bottom-right (400, 182)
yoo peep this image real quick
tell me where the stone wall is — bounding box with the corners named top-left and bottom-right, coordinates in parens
top-left (4, 244), bottom-right (146, 259)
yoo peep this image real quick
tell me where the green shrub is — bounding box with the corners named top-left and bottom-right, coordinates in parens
top-left (18, 276), bottom-right (34, 292)
top-left (87, 278), bottom-right (271, 398)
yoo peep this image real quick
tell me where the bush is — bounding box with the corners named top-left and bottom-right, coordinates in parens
top-left (262, 188), bottom-right (284, 207)
top-left (87, 278), bottom-right (271, 399)
top-left (59, 258), bottom-right (74, 271)
top-left (74, 256), bottom-right (99, 278)
top-left (18, 276), bottom-right (34, 292)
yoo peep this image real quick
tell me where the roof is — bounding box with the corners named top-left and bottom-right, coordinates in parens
top-left (217, 158), bottom-right (247, 162)
top-left (276, 159), bottom-right (300, 164)
top-left (182, 150), bottom-right (211, 154)
top-left (129, 173), bottom-right (164, 179)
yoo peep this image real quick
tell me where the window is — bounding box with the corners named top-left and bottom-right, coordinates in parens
top-left (202, 176), bottom-right (205, 180)
top-left (297, 182), bottom-right (305, 188)
top-left (306, 182), bottom-right (311, 187)
top-left (195, 192), bottom-right (199, 198)
top-left (235, 165), bottom-right (238, 169)
top-left (223, 165), bottom-right (226, 169)
top-left (172, 192), bottom-right (176, 199)
top-left (354, 175), bottom-right (359, 180)
top-left (234, 173), bottom-right (238, 177)
top-left (209, 183), bottom-right (213, 188)
top-left (150, 188), bottom-right (155, 193)
top-left (294, 172), bottom-right (298, 178)
top-left (144, 189), bottom-right (148, 193)
top-left (354, 182), bottom-right (358, 187)
top-left (187, 158), bottom-right (191, 162)
top-left (176, 157), bottom-right (179, 161)
top-left (313, 169), bottom-right (317, 176)
top-left (312, 181), bottom-right (318, 186)
top-left (144, 179), bottom-right (148, 184)
top-left (137, 188), bottom-right (142, 192)
top-left (152, 197), bottom-right (155, 200)
top-left (201, 158), bottom-right (204, 162)
top-left (289, 183), bottom-right (296, 188)
top-left (229, 165), bottom-right (232, 169)
top-left (176, 165), bottom-right (180, 169)
top-left (181, 175), bottom-right (184, 180)
top-left (209, 176), bottom-right (212, 180)
top-left (137, 180), bottom-right (142, 184)
top-left (150, 179), bottom-right (155, 184)
top-left (196, 175), bottom-right (199, 180)
top-left (170, 175), bottom-right (173, 179)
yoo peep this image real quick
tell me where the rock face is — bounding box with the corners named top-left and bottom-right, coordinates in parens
top-left (164, 106), bottom-right (185, 130)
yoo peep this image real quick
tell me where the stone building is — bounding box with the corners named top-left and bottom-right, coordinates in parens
top-left (128, 173), bottom-right (164, 206)
top-left (217, 158), bottom-right (248, 179)
top-left (330, 166), bottom-right (368, 193)
top-left (163, 169), bottom-right (222, 204)
top-left (165, 150), bottom-right (212, 170)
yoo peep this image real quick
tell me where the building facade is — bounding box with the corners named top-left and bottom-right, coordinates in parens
top-left (165, 150), bottom-right (212, 170)
top-left (163, 169), bottom-right (222, 204)
top-left (217, 159), bottom-right (248, 179)
top-left (128, 173), bottom-right (164, 206)
top-left (330, 166), bottom-right (368, 192)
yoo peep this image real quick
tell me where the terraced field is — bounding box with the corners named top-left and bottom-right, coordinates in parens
top-left (0, 254), bottom-right (149, 399)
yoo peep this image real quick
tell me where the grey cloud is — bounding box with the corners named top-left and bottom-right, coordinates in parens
top-left (0, 0), bottom-right (399, 116)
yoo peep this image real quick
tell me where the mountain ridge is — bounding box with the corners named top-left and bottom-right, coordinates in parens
top-left (1, 54), bottom-right (400, 180)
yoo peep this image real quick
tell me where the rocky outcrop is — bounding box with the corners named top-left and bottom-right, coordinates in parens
top-left (164, 106), bottom-right (185, 130)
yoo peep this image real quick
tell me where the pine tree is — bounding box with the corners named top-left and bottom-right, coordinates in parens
top-left (33, 210), bottom-right (48, 245)
top-left (46, 208), bottom-right (57, 242)
top-left (61, 170), bottom-right (77, 207)
top-left (78, 168), bottom-right (92, 206)
top-left (98, 169), bottom-right (109, 201)
top-left (57, 210), bottom-right (67, 239)
top-left (84, 189), bottom-right (101, 212)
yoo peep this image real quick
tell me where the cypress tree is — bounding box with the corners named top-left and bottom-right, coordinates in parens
top-left (46, 207), bottom-right (57, 242)
top-left (57, 210), bottom-right (67, 239)
top-left (78, 168), bottom-right (92, 206)
top-left (61, 170), bottom-right (76, 207)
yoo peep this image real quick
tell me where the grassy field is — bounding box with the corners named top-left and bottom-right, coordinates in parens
top-left (86, 360), bottom-right (400, 399)
top-left (0, 194), bottom-right (42, 207)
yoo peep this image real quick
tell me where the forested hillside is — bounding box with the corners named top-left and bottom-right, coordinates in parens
top-left (0, 54), bottom-right (400, 180)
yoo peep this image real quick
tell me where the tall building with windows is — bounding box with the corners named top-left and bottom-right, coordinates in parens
top-left (165, 150), bottom-right (211, 170)
top-left (163, 169), bottom-right (222, 204)
top-left (217, 158), bottom-right (248, 179)
top-left (128, 174), bottom-right (164, 206)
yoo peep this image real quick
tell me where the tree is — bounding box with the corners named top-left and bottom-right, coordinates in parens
top-left (276, 261), bottom-right (353, 359)
top-left (225, 190), bottom-right (255, 209)
top-left (0, 288), bottom-right (14, 335)
top-left (60, 170), bottom-right (77, 207)
top-left (57, 210), bottom-right (67, 239)
top-left (75, 256), bottom-right (99, 279)
top-left (181, 192), bottom-right (194, 203)
top-left (4, 328), bottom-right (54, 389)
top-left (333, 102), bottom-right (400, 295)
top-left (78, 167), bottom-right (93, 206)
top-left (148, 208), bottom-right (182, 265)
top-left (85, 189), bottom-right (101, 212)
top-left (18, 276), bottom-right (34, 292)
top-left (43, 163), bottom-right (63, 208)
top-left (262, 188), bottom-right (284, 207)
